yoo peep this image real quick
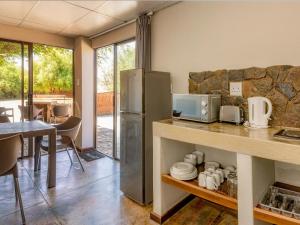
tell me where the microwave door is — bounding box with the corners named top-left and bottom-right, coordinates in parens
top-left (173, 96), bottom-right (201, 120)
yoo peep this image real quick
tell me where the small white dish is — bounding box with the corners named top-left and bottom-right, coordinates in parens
top-left (192, 150), bottom-right (204, 164)
top-left (170, 162), bottom-right (194, 175)
top-left (205, 161), bottom-right (220, 170)
top-left (184, 154), bottom-right (197, 166)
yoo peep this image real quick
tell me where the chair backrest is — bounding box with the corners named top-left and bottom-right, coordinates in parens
top-left (18, 105), bottom-right (29, 120)
top-left (0, 115), bottom-right (10, 123)
top-left (32, 105), bottom-right (43, 119)
top-left (19, 105), bottom-right (42, 120)
top-left (0, 134), bottom-right (22, 176)
top-left (52, 104), bottom-right (69, 117)
top-left (56, 116), bottom-right (82, 141)
top-left (0, 107), bottom-right (7, 115)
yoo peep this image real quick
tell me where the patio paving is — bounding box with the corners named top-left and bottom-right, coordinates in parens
top-left (96, 115), bottom-right (113, 157)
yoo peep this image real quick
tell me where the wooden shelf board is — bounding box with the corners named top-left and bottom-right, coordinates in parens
top-left (161, 174), bottom-right (237, 210)
top-left (254, 207), bottom-right (300, 225)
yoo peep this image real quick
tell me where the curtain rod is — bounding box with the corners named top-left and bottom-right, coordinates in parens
top-left (88, 2), bottom-right (180, 40)
top-left (88, 19), bottom-right (136, 39)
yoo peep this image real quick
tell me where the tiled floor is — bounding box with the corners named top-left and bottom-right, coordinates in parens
top-left (0, 150), bottom-right (238, 225)
top-left (0, 151), bottom-right (155, 225)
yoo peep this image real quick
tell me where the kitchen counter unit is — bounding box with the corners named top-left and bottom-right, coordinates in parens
top-left (153, 119), bottom-right (300, 165)
top-left (152, 119), bottom-right (300, 225)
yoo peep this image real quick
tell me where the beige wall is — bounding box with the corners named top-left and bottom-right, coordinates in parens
top-left (152, 2), bottom-right (300, 93)
top-left (0, 23), bottom-right (74, 49)
top-left (91, 22), bottom-right (136, 49)
top-left (74, 37), bottom-right (94, 149)
top-left (152, 2), bottom-right (300, 186)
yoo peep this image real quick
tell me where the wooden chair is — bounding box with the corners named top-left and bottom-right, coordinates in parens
top-left (18, 105), bottom-right (44, 121)
top-left (0, 134), bottom-right (26, 225)
top-left (0, 107), bottom-right (14, 122)
top-left (50, 104), bottom-right (70, 124)
top-left (0, 115), bottom-right (11, 123)
top-left (38, 116), bottom-right (84, 172)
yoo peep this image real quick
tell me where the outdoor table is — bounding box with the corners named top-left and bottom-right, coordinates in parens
top-left (0, 120), bottom-right (57, 188)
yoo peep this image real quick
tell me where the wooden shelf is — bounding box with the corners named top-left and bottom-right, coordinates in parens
top-left (254, 207), bottom-right (300, 225)
top-left (161, 174), bottom-right (237, 210)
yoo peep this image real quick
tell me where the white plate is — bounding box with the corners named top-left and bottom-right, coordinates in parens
top-left (170, 162), bottom-right (195, 174)
top-left (170, 168), bottom-right (198, 180)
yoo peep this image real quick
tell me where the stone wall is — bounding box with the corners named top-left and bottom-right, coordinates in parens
top-left (189, 65), bottom-right (300, 127)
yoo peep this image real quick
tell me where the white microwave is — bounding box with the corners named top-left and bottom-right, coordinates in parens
top-left (172, 94), bottom-right (221, 123)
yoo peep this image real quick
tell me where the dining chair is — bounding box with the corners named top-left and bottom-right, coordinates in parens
top-left (0, 115), bottom-right (11, 123)
top-left (0, 134), bottom-right (26, 225)
top-left (18, 105), bottom-right (44, 121)
top-left (0, 116), bottom-right (24, 158)
top-left (38, 116), bottom-right (84, 172)
top-left (50, 104), bottom-right (70, 124)
top-left (0, 107), bottom-right (14, 122)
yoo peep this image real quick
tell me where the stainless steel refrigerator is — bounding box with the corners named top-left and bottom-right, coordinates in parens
top-left (120, 69), bottom-right (171, 205)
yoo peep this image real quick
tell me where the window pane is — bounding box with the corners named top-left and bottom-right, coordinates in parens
top-left (33, 44), bottom-right (73, 123)
top-left (0, 41), bottom-right (22, 122)
top-left (96, 45), bottom-right (114, 157)
top-left (116, 40), bottom-right (136, 159)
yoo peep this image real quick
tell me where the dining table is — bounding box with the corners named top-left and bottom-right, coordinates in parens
top-left (0, 120), bottom-right (57, 188)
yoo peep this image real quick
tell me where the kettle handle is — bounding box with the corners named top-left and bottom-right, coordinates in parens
top-left (263, 97), bottom-right (272, 119)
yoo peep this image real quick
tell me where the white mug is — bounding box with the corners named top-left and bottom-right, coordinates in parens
top-left (206, 175), bottom-right (218, 190)
top-left (223, 169), bottom-right (231, 179)
top-left (225, 165), bottom-right (236, 172)
top-left (192, 151), bottom-right (204, 164)
top-left (198, 172), bottom-right (207, 187)
top-left (184, 154), bottom-right (197, 166)
top-left (205, 161), bottom-right (220, 170)
top-left (212, 172), bottom-right (221, 186)
top-left (215, 169), bottom-right (224, 183)
top-left (207, 168), bottom-right (215, 173)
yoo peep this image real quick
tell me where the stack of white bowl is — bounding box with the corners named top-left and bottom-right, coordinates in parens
top-left (170, 150), bottom-right (205, 181)
top-left (170, 162), bottom-right (198, 180)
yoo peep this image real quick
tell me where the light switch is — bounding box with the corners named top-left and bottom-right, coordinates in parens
top-left (230, 82), bottom-right (242, 96)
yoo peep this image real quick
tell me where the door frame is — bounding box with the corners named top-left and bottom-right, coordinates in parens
top-left (94, 38), bottom-right (135, 160)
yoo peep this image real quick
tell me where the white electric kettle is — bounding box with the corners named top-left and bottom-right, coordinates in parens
top-left (248, 97), bottom-right (272, 128)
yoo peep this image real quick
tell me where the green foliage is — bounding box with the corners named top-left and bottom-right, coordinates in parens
top-left (0, 41), bottom-right (73, 100)
top-left (0, 41), bottom-right (22, 99)
top-left (33, 44), bottom-right (73, 95)
top-left (96, 41), bottom-right (135, 92)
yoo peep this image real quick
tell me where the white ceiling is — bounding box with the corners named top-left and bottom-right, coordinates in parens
top-left (0, 1), bottom-right (174, 38)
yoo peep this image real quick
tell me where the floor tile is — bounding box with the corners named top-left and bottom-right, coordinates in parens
top-left (0, 202), bottom-right (61, 225)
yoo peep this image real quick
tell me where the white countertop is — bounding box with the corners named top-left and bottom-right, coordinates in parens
top-left (153, 119), bottom-right (300, 165)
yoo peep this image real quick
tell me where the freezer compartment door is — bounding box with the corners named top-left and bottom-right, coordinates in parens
top-left (120, 112), bottom-right (144, 204)
top-left (120, 69), bottom-right (143, 113)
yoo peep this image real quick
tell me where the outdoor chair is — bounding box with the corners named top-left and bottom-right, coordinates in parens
top-left (0, 107), bottom-right (14, 122)
top-left (18, 105), bottom-right (44, 121)
top-left (0, 134), bottom-right (26, 225)
top-left (50, 104), bottom-right (70, 124)
top-left (38, 116), bottom-right (84, 172)
top-left (0, 115), bottom-right (11, 123)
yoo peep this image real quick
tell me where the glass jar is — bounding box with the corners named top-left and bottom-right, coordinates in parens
top-left (227, 172), bottom-right (238, 198)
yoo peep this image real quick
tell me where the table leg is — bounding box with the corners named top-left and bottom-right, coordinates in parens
top-left (34, 136), bottom-right (42, 171)
top-left (28, 137), bottom-right (34, 157)
top-left (47, 129), bottom-right (56, 188)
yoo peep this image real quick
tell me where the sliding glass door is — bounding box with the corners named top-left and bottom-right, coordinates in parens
top-left (96, 45), bottom-right (115, 157)
top-left (96, 39), bottom-right (135, 159)
top-left (0, 40), bottom-right (30, 122)
top-left (115, 40), bottom-right (135, 159)
top-left (33, 44), bottom-right (74, 123)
